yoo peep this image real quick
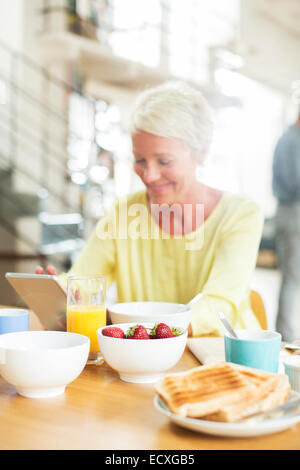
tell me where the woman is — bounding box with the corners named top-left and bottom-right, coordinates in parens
top-left (37, 81), bottom-right (263, 336)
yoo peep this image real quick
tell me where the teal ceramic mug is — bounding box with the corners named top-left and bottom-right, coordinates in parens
top-left (224, 329), bottom-right (282, 373)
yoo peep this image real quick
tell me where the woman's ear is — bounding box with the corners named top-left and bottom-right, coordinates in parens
top-left (192, 148), bottom-right (206, 165)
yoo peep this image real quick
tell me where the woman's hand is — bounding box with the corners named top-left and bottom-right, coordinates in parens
top-left (35, 265), bottom-right (57, 275)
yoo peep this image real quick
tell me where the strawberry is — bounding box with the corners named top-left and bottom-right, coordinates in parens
top-left (150, 322), bottom-right (181, 339)
top-left (126, 324), bottom-right (150, 340)
top-left (102, 327), bottom-right (125, 339)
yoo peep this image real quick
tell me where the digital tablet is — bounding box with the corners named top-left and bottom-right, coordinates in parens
top-left (5, 272), bottom-right (67, 331)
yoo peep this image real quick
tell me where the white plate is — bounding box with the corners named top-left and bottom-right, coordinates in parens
top-left (154, 392), bottom-right (300, 438)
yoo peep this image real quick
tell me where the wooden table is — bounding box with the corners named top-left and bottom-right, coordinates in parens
top-left (0, 311), bottom-right (300, 450)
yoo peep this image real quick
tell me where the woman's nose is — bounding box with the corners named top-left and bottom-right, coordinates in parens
top-left (142, 164), bottom-right (161, 183)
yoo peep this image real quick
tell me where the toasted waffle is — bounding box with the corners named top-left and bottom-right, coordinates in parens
top-left (155, 362), bottom-right (262, 418)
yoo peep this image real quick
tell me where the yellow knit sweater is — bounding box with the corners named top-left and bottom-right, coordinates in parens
top-left (60, 190), bottom-right (264, 336)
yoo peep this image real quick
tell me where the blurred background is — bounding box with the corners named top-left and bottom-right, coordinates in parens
top-left (0, 0), bottom-right (299, 326)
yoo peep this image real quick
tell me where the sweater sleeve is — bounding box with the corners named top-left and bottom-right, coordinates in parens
top-left (58, 209), bottom-right (116, 289)
top-left (190, 199), bottom-right (264, 336)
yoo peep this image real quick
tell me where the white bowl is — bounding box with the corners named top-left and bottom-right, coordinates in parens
top-left (97, 322), bottom-right (187, 383)
top-left (0, 331), bottom-right (90, 398)
top-left (283, 357), bottom-right (300, 392)
top-left (108, 301), bottom-right (191, 329)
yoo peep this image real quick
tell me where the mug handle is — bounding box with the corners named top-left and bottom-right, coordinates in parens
top-left (0, 347), bottom-right (6, 364)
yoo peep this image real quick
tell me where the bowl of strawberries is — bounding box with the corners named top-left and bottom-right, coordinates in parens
top-left (97, 322), bottom-right (187, 383)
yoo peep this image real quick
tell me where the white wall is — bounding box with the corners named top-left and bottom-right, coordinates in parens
top-left (239, 0), bottom-right (300, 93)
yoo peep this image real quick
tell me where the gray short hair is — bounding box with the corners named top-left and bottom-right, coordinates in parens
top-left (130, 81), bottom-right (215, 156)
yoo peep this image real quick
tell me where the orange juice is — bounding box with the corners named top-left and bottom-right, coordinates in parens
top-left (67, 305), bottom-right (106, 352)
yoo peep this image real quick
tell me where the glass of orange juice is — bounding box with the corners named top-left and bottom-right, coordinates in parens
top-left (67, 275), bottom-right (106, 365)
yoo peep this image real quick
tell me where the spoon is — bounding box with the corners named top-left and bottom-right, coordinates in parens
top-left (178, 292), bottom-right (203, 312)
top-left (285, 343), bottom-right (300, 350)
top-left (284, 343), bottom-right (300, 353)
top-left (217, 311), bottom-right (239, 339)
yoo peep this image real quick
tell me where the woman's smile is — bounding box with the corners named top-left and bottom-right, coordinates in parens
top-left (147, 183), bottom-right (174, 194)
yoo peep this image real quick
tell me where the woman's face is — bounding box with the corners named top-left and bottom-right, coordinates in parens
top-left (132, 131), bottom-right (198, 205)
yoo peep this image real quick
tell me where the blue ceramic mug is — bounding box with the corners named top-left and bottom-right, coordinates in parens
top-left (224, 329), bottom-right (282, 373)
top-left (0, 309), bottom-right (29, 334)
